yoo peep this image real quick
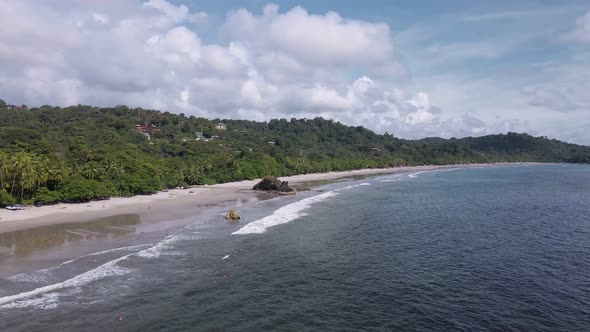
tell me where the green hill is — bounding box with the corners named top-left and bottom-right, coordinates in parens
top-left (0, 103), bottom-right (588, 204)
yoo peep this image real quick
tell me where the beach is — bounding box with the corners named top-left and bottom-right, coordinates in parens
top-left (0, 164), bottom-right (500, 278)
top-left (0, 164), bottom-right (479, 232)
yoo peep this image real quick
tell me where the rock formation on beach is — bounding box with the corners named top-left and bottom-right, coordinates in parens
top-left (253, 176), bottom-right (295, 195)
top-left (225, 209), bottom-right (241, 223)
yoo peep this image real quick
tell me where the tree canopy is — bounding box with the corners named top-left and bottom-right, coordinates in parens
top-left (0, 102), bottom-right (588, 205)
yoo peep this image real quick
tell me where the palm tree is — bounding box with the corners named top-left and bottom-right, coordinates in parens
top-left (81, 161), bottom-right (103, 179)
top-left (10, 152), bottom-right (33, 195)
top-left (0, 152), bottom-right (9, 190)
top-left (104, 161), bottom-right (125, 178)
top-left (231, 161), bottom-right (242, 179)
top-left (19, 172), bottom-right (36, 201)
top-left (48, 163), bottom-right (66, 190)
top-left (204, 159), bottom-right (213, 174)
top-left (35, 158), bottom-right (51, 188)
top-left (185, 165), bottom-right (201, 184)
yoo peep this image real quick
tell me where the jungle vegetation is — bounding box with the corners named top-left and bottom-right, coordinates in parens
top-left (1, 100), bottom-right (589, 205)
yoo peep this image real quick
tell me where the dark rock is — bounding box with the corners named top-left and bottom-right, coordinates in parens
top-left (253, 176), bottom-right (294, 194)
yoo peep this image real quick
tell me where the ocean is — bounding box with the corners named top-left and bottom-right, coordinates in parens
top-left (1, 164), bottom-right (589, 331)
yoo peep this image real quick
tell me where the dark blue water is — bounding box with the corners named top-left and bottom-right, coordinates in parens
top-left (2, 164), bottom-right (590, 331)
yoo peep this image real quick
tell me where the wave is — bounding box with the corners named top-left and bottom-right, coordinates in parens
top-left (408, 171), bottom-right (428, 178)
top-left (232, 191), bottom-right (340, 235)
top-left (135, 234), bottom-right (199, 258)
top-left (0, 254), bottom-right (134, 308)
top-left (337, 182), bottom-right (371, 191)
top-left (7, 244), bottom-right (152, 284)
top-left (58, 244), bottom-right (152, 266)
top-left (1, 232), bottom-right (205, 308)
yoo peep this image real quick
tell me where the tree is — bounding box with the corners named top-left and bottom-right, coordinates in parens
top-left (0, 152), bottom-right (9, 190)
top-left (34, 187), bottom-right (63, 204)
top-left (19, 173), bottom-right (37, 201)
top-left (10, 152), bottom-right (34, 196)
top-left (35, 158), bottom-right (51, 188)
top-left (80, 161), bottom-right (103, 179)
top-left (58, 176), bottom-right (113, 202)
top-left (0, 101), bottom-right (588, 204)
top-left (0, 189), bottom-right (16, 207)
top-left (104, 161), bottom-right (125, 178)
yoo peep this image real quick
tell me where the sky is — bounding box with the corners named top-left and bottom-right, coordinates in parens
top-left (1, 0), bottom-right (589, 144)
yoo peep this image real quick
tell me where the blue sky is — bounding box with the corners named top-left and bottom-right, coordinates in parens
top-left (1, 0), bottom-right (589, 143)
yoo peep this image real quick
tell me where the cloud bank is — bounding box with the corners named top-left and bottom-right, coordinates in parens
top-left (0, 1), bottom-right (587, 142)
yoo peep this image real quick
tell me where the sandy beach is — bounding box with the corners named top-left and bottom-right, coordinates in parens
top-left (0, 164), bottom-right (499, 233)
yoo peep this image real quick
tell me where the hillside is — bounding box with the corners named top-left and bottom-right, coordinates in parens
top-left (1, 102), bottom-right (589, 205)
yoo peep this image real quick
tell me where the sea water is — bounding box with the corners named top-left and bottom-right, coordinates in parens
top-left (1, 164), bottom-right (589, 331)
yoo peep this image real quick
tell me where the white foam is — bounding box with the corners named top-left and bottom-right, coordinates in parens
top-left (7, 244), bottom-right (151, 283)
top-left (135, 234), bottom-right (194, 258)
top-left (58, 244), bottom-right (151, 266)
top-left (232, 191), bottom-right (340, 235)
top-left (0, 230), bottom-right (205, 308)
top-left (0, 288), bottom-right (79, 310)
top-left (0, 255), bottom-right (133, 308)
top-left (408, 171), bottom-right (428, 178)
top-left (338, 182), bottom-right (372, 191)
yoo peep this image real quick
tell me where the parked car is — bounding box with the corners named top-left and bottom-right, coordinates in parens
top-left (6, 204), bottom-right (26, 211)
top-left (34, 201), bottom-right (45, 207)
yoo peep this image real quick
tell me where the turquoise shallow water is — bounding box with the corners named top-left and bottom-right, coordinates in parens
top-left (1, 164), bottom-right (590, 331)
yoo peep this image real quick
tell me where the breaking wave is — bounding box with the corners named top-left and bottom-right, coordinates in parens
top-left (232, 191), bottom-right (340, 235)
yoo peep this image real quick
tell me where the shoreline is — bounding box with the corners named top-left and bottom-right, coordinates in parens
top-left (0, 162), bottom-right (537, 278)
top-left (0, 163), bottom-right (526, 233)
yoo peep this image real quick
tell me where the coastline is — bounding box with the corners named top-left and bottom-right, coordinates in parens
top-left (0, 163), bottom-right (520, 233)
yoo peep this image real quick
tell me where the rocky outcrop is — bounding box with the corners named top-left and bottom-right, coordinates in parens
top-left (225, 209), bottom-right (241, 223)
top-left (253, 176), bottom-right (294, 195)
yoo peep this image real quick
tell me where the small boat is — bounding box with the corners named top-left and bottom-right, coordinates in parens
top-left (6, 204), bottom-right (26, 211)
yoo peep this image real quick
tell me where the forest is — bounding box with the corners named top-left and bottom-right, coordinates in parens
top-left (1, 99), bottom-right (589, 205)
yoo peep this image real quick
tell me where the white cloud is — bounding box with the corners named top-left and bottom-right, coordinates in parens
top-left (0, 0), bottom-right (579, 143)
top-left (522, 62), bottom-right (590, 112)
top-left (561, 10), bottom-right (590, 42)
top-left (92, 13), bottom-right (110, 25)
top-left (223, 4), bottom-right (394, 67)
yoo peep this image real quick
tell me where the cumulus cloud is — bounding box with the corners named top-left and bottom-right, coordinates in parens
top-left (561, 10), bottom-right (590, 43)
top-left (0, 0), bottom-right (532, 141)
top-left (523, 62), bottom-right (590, 113)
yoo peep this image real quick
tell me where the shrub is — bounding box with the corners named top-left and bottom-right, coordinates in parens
top-left (0, 189), bottom-right (16, 207)
top-left (198, 177), bottom-right (217, 185)
top-left (58, 176), bottom-right (115, 202)
top-left (113, 173), bottom-right (160, 195)
top-left (34, 187), bottom-right (63, 204)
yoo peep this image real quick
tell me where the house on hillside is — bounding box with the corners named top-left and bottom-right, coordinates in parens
top-left (2, 103), bottom-right (28, 110)
top-left (135, 123), bottom-right (159, 138)
top-left (215, 123), bottom-right (226, 130)
top-left (195, 131), bottom-right (203, 140)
